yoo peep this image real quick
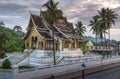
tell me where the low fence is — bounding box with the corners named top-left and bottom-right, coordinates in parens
top-left (0, 69), bottom-right (14, 79)
top-left (0, 62), bottom-right (82, 79)
top-left (0, 56), bottom-right (120, 79)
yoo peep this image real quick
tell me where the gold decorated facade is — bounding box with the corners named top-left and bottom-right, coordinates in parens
top-left (24, 14), bottom-right (83, 51)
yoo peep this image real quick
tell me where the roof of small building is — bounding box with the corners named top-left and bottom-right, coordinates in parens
top-left (97, 41), bottom-right (117, 46)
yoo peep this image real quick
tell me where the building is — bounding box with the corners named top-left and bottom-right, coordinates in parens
top-left (23, 13), bottom-right (83, 57)
top-left (86, 40), bottom-right (94, 51)
top-left (90, 41), bottom-right (118, 54)
top-left (96, 41), bottom-right (118, 53)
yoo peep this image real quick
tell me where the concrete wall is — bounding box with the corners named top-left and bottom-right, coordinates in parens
top-left (1, 56), bottom-right (120, 79)
top-left (0, 62), bottom-right (82, 79)
top-left (0, 69), bottom-right (15, 79)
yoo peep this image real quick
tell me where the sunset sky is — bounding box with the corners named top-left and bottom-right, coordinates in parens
top-left (0, 0), bottom-right (120, 40)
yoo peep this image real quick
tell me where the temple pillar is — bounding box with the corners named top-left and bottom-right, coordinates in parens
top-left (29, 39), bottom-right (32, 49)
top-left (36, 41), bottom-right (38, 49)
top-left (43, 41), bottom-right (46, 50)
top-left (60, 40), bottom-right (62, 51)
top-left (75, 39), bottom-right (77, 50)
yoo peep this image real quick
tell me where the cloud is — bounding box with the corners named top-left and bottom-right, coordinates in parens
top-left (0, 0), bottom-right (120, 40)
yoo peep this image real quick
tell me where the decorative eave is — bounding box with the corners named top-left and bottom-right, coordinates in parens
top-left (23, 14), bottom-right (33, 40)
top-left (31, 14), bottom-right (45, 39)
top-left (54, 25), bottom-right (69, 39)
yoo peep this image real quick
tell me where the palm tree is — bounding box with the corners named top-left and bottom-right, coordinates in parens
top-left (97, 8), bottom-right (108, 42)
top-left (42, 0), bottom-right (63, 65)
top-left (98, 8), bottom-right (118, 57)
top-left (75, 21), bottom-right (86, 37)
top-left (106, 8), bottom-right (118, 49)
top-left (98, 8), bottom-right (118, 44)
top-left (89, 15), bottom-right (102, 49)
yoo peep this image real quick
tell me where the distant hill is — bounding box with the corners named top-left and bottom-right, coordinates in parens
top-left (83, 36), bottom-right (102, 43)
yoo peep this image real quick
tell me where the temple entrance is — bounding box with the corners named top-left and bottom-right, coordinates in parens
top-left (31, 36), bottom-right (38, 49)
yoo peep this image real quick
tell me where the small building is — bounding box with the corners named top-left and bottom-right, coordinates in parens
top-left (91, 41), bottom-right (118, 54)
top-left (86, 40), bottom-right (94, 51)
top-left (23, 13), bottom-right (83, 57)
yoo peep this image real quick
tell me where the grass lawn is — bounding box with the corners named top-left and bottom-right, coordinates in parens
top-left (19, 65), bottom-right (34, 70)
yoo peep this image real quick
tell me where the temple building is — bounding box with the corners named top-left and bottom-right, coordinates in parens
top-left (23, 13), bottom-right (83, 57)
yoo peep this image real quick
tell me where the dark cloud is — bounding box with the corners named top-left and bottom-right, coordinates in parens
top-left (0, 3), bottom-right (28, 15)
top-left (0, 0), bottom-right (120, 39)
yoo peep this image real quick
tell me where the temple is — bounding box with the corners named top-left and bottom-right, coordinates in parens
top-left (23, 13), bottom-right (83, 57)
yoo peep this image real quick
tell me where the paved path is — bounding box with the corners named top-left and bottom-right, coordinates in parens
top-left (74, 66), bottom-right (120, 79)
top-left (46, 61), bottom-right (120, 79)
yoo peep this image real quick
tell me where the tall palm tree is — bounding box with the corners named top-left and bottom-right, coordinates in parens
top-left (75, 21), bottom-right (86, 37)
top-left (98, 8), bottom-right (108, 42)
top-left (106, 8), bottom-right (118, 49)
top-left (98, 8), bottom-right (118, 49)
top-left (97, 8), bottom-right (118, 57)
top-left (42, 0), bottom-right (62, 65)
top-left (89, 15), bottom-right (102, 50)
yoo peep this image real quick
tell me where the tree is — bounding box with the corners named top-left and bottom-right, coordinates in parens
top-left (13, 25), bottom-right (22, 36)
top-left (98, 8), bottom-right (118, 49)
top-left (75, 21), bottom-right (86, 37)
top-left (89, 15), bottom-right (103, 49)
top-left (0, 50), bottom-right (5, 58)
top-left (42, 0), bottom-right (63, 65)
top-left (2, 59), bottom-right (11, 69)
top-left (13, 25), bottom-right (23, 52)
top-left (106, 8), bottom-right (118, 49)
top-left (81, 40), bottom-right (88, 54)
top-left (0, 22), bottom-right (25, 53)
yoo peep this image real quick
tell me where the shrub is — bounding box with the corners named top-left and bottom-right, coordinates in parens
top-left (2, 59), bottom-right (11, 69)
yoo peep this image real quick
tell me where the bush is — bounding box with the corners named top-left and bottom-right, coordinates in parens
top-left (2, 59), bottom-right (11, 69)
top-left (0, 51), bottom-right (5, 58)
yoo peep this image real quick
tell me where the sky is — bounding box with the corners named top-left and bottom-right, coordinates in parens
top-left (0, 0), bottom-right (120, 40)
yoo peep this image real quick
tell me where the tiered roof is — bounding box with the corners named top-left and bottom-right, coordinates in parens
top-left (24, 13), bottom-right (81, 40)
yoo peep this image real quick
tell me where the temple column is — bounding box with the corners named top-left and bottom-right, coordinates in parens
top-left (43, 41), bottom-right (46, 50)
top-left (60, 40), bottom-right (62, 51)
top-left (36, 41), bottom-right (38, 49)
top-left (29, 39), bottom-right (32, 49)
top-left (75, 39), bottom-right (77, 50)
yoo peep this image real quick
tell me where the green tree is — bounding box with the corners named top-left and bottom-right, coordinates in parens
top-left (82, 40), bottom-right (88, 54)
top-left (0, 50), bottom-right (5, 58)
top-left (13, 25), bottom-right (22, 36)
top-left (89, 15), bottom-right (103, 49)
top-left (0, 22), bottom-right (25, 53)
top-left (42, 0), bottom-right (63, 65)
top-left (98, 8), bottom-right (118, 47)
top-left (2, 59), bottom-right (11, 69)
top-left (13, 25), bottom-right (23, 52)
top-left (75, 21), bottom-right (86, 37)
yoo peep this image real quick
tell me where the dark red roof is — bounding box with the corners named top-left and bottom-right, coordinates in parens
top-left (25, 14), bottom-right (80, 39)
top-left (31, 14), bottom-right (48, 30)
top-left (55, 18), bottom-right (77, 38)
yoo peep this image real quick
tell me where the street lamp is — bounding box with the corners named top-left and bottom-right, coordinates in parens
top-left (118, 42), bottom-right (120, 55)
top-left (101, 56), bottom-right (103, 65)
top-left (81, 63), bottom-right (86, 79)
